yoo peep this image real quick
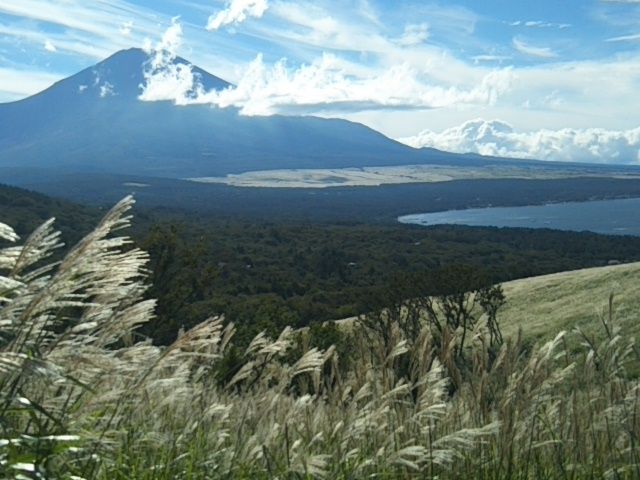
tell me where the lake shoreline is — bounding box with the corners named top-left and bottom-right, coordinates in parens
top-left (398, 196), bottom-right (640, 236)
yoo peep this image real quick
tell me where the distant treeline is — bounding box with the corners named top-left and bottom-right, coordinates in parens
top-left (11, 174), bottom-right (640, 223)
top-left (0, 183), bottom-right (100, 242)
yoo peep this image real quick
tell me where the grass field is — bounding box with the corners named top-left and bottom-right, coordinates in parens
top-left (3, 202), bottom-right (640, 478)
top-left (334, 261), bottom-right (640, 345)
top-left (499, 262), bottom-right (640, 341)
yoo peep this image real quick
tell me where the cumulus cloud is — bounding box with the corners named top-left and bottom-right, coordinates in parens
top-left (397, 119), bottom-right (640, 164)
top-left (138, 20), bottom-right (206, 104)
top-left (513, 37), bottom-right (557, 58)
top-left (43, 39), bottom-right (56, 52)
top-left (203, 55), bottom-right (511, 114)
top-left (206, 0), bottom-right (268, 31)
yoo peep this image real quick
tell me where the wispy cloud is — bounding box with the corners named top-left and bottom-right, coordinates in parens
top-left (513, 37), bottom-right (558, 58)
top-left (0, 23), bottom-right (117, 59)
top-left (206, 0), bottom-right (268, 31)
top-left (0, 0), bottom-right (139, 39)
top-left (0, 1), bottom-right (164, 59)
top-left (606, 32), bottom-right (640, 41)
top-left (120, 21), bottom-right (134, 37)
top-left (395, 23), bottom-right (430, 47)
top-left (509, 20), bottom-right (571, 28)
top-left (0, 67), bottom-right (61, 99)
top-left (472, 54), bottom-right (511, 63)
top-left (398, 119), bottom-right (640, 164)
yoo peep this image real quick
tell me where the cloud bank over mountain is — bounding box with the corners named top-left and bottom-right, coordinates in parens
top-left (398, 119), bottom-right (640, 164)
top-left (138, 21), bottom-right (513, 115)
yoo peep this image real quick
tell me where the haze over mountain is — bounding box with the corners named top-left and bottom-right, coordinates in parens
top-left (0, 48), bottom-right (470, 178)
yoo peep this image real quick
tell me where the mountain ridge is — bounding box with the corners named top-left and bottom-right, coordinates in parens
top-left (2, 48), bottom-right (231, 105)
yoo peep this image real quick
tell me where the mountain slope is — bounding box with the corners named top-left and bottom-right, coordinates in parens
top-left (0, 183), bottom-right (100, 244)
top-left (0, 48), bottom-right (450, 178)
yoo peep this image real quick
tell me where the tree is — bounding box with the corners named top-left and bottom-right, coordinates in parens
top-left (359, 265), bottom-right (505, 368)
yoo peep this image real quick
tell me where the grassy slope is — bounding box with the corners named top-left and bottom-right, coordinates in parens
top-left (499, 261), bottom-right (640, 341)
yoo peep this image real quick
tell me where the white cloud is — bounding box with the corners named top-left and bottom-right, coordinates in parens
top-left (510, 20), bottom-right (571, 28)
top-left (606, 32), bottom-right (640, 41)
top-left (195, 54), bottom-right (511, 115)
top-left (138, 20), bottom-right (205, 104)
top-left (145, 18), bottom-right (183, 67)
top-left (43, 39), bottom-right (56, 52)
top-left (0, 24), bottom-right (113, 59)
top-left (398, 119), bottom-right (640, 164)
top-left (262, 2), bottom-right (389, 55)
top-left (120, 21), bottom-right (134, 36)
top-left (206, 0), bottom-right (268, 31)
top-left (0, 67), bottom-right (61, 99)
top-left (139, 23), bottom-right (513, 114)
top-left (472, 54), bottom-right (511, 64)
top-left (395, 23), bottom-right (429, 47)
top-left (0, 0), bottom-right (153, 39)
top-left (513, 37), bottom-right (558, 58)
top-left (0, 0), bottom-right (175, 67)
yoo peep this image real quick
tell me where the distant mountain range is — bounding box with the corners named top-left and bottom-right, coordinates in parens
top-left (0, 48), bottom-right (479, 179)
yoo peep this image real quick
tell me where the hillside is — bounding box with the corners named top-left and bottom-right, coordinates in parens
top-left (4, 199), bottom-right (640, 479)
top-left (0, 183), bottom-right (100, 243)
top-left (499, 261), bottom-right (640, 341)
top-left (333, 261), bottom-right (640, 348)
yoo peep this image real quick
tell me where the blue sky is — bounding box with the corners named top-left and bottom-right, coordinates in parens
top-left (2, 0), bottom-right (640, 163)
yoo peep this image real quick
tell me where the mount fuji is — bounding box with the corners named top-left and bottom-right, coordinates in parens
top-left (0, 48), bottom-right (460, 179)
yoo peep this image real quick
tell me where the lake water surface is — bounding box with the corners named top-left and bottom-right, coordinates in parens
top-left (398, 197), bottom-right (640, 236)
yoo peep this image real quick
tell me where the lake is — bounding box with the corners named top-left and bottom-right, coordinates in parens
top-left (398, 197), bottom-right (640, 236)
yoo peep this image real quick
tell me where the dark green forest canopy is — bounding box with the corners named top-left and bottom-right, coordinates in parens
top-left (4, 183), bottom-right (640, 346)
top-left (137, 219), bottom-right (640, 345)
top-left (0, 183), bottom-right (100, 242)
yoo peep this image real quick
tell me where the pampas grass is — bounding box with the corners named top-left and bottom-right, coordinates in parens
top-left (1, 197), bottom-right (639, 478)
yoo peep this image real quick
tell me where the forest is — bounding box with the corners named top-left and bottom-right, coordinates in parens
top-left (4, 182), bottom-right (640, 347)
